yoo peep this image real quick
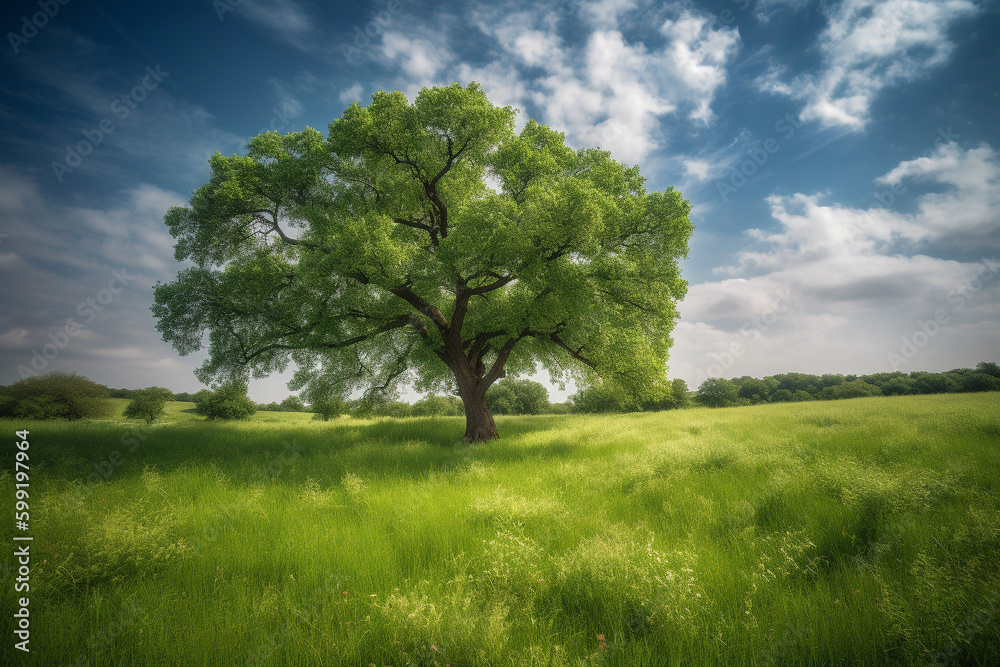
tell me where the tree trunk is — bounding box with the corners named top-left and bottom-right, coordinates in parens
top-left (458, 387), bottom-right (499, 442)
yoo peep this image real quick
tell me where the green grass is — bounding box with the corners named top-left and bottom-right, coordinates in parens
top-left (2, 394), bottom-right (999, 666)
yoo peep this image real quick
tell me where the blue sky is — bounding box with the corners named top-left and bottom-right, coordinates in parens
top-left (1, 0), bottom-right (998, 402)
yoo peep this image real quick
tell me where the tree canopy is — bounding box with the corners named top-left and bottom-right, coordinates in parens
top-left (152, 82), bottom-right (692, 440)
top-left (194, 382), bottom-right (257, 420)
top-left (0, 372), bottom-right (111, 420)
top-left (123, 387), bottom-right (169, 423)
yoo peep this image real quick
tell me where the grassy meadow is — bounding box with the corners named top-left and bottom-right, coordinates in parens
top-left (2, 393), bottom-right (999, 666)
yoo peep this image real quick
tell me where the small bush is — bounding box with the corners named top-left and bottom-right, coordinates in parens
top-left (123, 388), bottom-right (169, 423)
top-left (195, 382), bottom-right (256, 420)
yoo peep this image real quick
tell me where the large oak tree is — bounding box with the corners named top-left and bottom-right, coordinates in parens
top-left (152, 83), bottom-right (692, 441)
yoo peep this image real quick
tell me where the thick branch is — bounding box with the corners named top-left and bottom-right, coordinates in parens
top-left (549, 333), bottom-right (596, 369)
top-left (389, 286), bottom-right (449, 331)
top-left (240, 316), bottom-right (410, 363)
top-left (481, 335), bottom-right (522, 388)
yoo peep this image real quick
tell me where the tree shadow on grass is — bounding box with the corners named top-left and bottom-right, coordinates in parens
top-left (30, 413), bottom-right (587, 488)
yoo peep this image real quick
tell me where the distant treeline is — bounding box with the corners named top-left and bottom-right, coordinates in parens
top-left (694, 362), bottom-right (1000, 408)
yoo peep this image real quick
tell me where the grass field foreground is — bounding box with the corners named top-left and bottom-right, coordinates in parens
top-left (2, 393), bottom-right (999, 665)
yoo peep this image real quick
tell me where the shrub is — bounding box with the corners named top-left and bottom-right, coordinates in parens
top-left (570, 384), bottom-right (625, 413)
top-left (0, 372), bottom-right (111, 420)
top-left (280, 395), bottom-right (306, 412)
top-left (312, 397), bottom-right (347, 421)
top-left (123, 388), bottom-right (168, 423)
top-left (195, 382), bottom-right (256, 420)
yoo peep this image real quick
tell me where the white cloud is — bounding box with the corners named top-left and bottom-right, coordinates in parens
top-left (758, 0), bottom-right (978, 129)
top-left (381, 32), bottom-right (449, 85)
top-left (683, 158), bottom-right (714, 181)
top-left (583, 0), bottom-right (639, 27)
top-left (339, 83), bottom-right (364, 105)
top-left (371, 4), bottom-right (739, 164)
top-left (670, 142), bottom-right (1000, 385)
top-left (239, 0), bottom-right (315, 48)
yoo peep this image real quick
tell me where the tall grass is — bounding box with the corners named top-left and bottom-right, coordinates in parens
top-left (2, 393), bottom-right (998, 665)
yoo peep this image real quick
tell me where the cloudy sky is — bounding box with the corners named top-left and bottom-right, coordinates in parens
top-left (1, 0), bottom-right (998, 402)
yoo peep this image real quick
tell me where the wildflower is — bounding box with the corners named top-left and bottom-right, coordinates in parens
top-left (343, 591), bottom-right (349, 595)
top-left (537, 578), bottom-right (545, 583)
top-left (597, 634), bottom-right (605, 641)
top-left (854, 590), bottom-right (860, 594)
top-left (369, 594), bottom-right (377, 598)
top-left (408, 613), bottom-right (416, 619)
top-left (431, 645), bottom-right (438, 652)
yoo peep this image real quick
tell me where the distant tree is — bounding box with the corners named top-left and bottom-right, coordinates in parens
top-left (735, 376), bottom-right (773, 404)
top-left (312, 396), bottom-right (348, 421)
top-left (196, 382), bottom-right (257, 420)
top-left (377, 401), bottom-right (414, 418)
top-left (791, 390), bottom-right (813, 402)
top-left (828, 379), bottom-right (882, 399)
top-left (909, 371), bottom-right (959, 395)
top-left (695, 378), bottom-right (740, 408)
top-left (670, 378), bottom-right (690, 409)
top-left (258, 401), bottom-right (283, 411)
top-left (411, 396), bottom-right (464, 417)
top-left (486, 378), bottom-right (550, 415)
top-left (639, 377), bottom-right (689, 411)
top-left (123, 388), bottom-right (168, 423)
top-left (880, 377), bottom-right (914, 396)
top-left (976, 361), bottom-right (1000, 379)
top-left (771, 389), bottom-right (793, 403)
top-left (959, 372), bottom-right (1000, 393)
top-left (280, 395), bottom-right (306, 412)
top-left (0, 372), bottom-right (111, 420)
top-left (570, 383), bottom-right (626, 413)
